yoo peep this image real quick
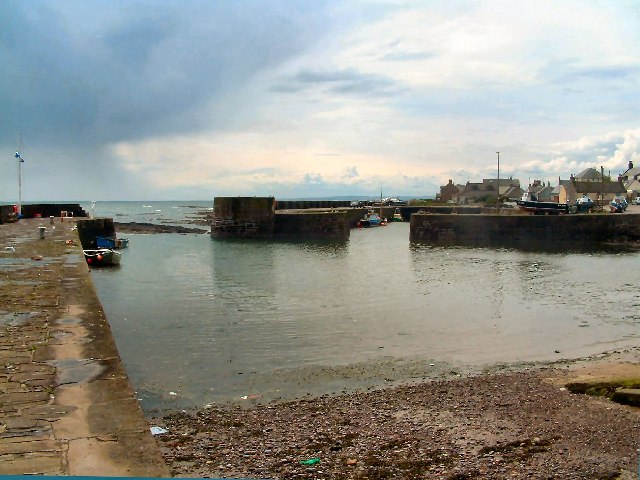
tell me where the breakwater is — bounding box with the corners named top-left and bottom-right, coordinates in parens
top-left (0, 204), bottom-right (86, 224)
top-left (410, 212), bottom-right (640, 249)
top-left (211, 197), bottom-right (352, 239)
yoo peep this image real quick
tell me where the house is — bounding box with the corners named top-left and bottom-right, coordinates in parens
top-left (573, 180), bottom-right (626, 202)
top-left (556, 180), bottom-right (578, 204)
top-left (527, 180), bottom-right (554, 201)
top-left (618, 161), bottom-right (640, 198)
top-left (454, 181), bottom-right (494, 204)
top-left (556, 174), bottom-right (625, 204)
top-left (436, 180), bottom-right (462, 202)
top-left (453, 178), bottom-right (521, 204)
top-left (574, 167), bottom-right (603, 182)
top-left (503, 184), bottom-right (524, 201)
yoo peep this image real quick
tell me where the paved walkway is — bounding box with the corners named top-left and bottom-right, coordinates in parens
top-left (0, 217), bottom-right (169, 476)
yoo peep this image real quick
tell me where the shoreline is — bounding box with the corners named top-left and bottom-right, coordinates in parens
top-left (153, 349), bottom-right (639, 479)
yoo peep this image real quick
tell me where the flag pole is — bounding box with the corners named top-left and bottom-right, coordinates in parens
top-left (14, 151), bottom-right (24, 216)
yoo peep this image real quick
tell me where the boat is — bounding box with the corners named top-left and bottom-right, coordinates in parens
top-left (572, 195), bottom-right (595, 213)
top-left (358, 210), bottom-right (386, 228)
top-left (609, 197), bottom-right (628, 213)
top-left (83, 248), bottom-right (121, 266)
top-left (516, 192), bottom-right (569, 215)
top-left (392, 208), bottom-right (403, 222)
top-left (96, 235), bottom-right (129, 249)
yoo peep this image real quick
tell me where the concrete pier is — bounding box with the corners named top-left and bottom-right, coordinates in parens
top-left (0, 218), bottom-right (168, 475)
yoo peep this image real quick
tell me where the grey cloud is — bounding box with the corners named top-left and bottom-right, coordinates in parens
top-left (273, 68), bottom-right (400, 97)
top-left (0, 0), bottom-right (333, 150)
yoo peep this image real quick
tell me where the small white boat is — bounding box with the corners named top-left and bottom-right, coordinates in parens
top-left (83, 248), bottom-right (121, 266)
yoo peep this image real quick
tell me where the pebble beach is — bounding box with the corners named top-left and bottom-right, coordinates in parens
top-left (154, 352), bottom-right (640, 479)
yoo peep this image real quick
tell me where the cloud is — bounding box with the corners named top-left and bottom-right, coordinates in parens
top-left (272, 68), bottom-right (400, 97)
top-left (0, 0), bottom-right (638, 201)
top-left (341, 166), bottom-right (360, 180)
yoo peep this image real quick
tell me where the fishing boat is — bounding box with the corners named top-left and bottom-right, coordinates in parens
top-left (392, 208), bottom-right (403, 222)
top-left (573, 195), bottom-right (595, 213)
top-left (83, 248), bottom-right (121, 266)
top-left (359, 211), bottom-right (383, 227)
top-left (609, 197), bottom-right (628, 213)
top-left (96, 235), bottom-right (129, 249)
top-left (516, 192), bottom-right (569, 215)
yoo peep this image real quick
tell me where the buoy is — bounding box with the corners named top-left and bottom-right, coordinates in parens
top-left (96, 254), bottom-right (103, 261)
top-left (87, 257), bottom-right (93, 264)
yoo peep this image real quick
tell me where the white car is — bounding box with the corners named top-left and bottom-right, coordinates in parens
top-left (634, 197), bottom-right (640, 205)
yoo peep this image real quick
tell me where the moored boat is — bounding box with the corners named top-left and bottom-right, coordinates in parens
top-left (516, 192), bottom-right (569, 215)
top-left (83, 248), bottom-right (121, 266)
top-left (609, 197), bottom-right (628, 213)
top-left (358, 211), bottom-right (387, 228)
top-left (96, 235), bottom-right (129, 249)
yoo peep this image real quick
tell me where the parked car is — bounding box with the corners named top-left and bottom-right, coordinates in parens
top-left (634, 197), bottom-right (640, 205)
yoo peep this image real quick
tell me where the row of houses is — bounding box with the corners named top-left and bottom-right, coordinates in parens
top-left (438, 162), bottom-right (640, 205)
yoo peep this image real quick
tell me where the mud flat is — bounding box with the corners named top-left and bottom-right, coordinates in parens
top-left (0, 218), bottom-right (168, 476)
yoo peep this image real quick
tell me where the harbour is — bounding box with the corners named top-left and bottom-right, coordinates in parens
top-left (1, 201), bottom-right (640, 477)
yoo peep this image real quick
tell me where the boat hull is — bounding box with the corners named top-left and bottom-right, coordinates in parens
top-left (516, 200), bottom-right (568, 215)
top-left (83, 248), bottom-right (121, 267)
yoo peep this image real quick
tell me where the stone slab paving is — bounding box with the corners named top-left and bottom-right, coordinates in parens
top-left (0, 217), bottom-right (169, 476)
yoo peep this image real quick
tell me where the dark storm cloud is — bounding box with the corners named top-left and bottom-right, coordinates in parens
top-left (0, 0), bottom-right (332, 149)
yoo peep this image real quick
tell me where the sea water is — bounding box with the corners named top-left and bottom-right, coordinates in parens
top-left (88, 202), bottom-right (640, 411)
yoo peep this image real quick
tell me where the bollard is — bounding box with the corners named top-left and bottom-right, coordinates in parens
top-left (38, 226), bottom-right (46, 239)
top-left (50, 216), bottom-right (55, 225)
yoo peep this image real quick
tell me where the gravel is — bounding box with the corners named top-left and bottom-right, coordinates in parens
top-left (154, 369), bottom-right (639, 479)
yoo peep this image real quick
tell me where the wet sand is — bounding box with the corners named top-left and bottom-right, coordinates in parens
top-left (154, 349), bottom-right (640, 479)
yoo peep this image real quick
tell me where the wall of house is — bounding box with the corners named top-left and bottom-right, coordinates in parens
top-left (410, 213), bottom-right (640, 249)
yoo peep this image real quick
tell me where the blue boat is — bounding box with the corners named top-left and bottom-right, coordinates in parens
top-left (609, 197), bottom-right (628, 213)
top-left (96, 235), bottom-right (129, 249)
top-left (358, 211), bottom-right (386, 228)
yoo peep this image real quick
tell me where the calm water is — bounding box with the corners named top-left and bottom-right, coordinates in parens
top-left (88, 202), bottom-right (640, 412)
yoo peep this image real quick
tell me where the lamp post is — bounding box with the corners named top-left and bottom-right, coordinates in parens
top-left (14, 151), bottom-right (24, 216)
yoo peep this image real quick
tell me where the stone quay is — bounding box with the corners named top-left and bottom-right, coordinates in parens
top-left (0, 217), bottom-right (168, 476)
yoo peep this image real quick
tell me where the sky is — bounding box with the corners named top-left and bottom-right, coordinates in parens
top-left (1, 0), bottom-right (639, 201)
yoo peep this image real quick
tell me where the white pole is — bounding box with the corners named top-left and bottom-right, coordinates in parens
top-left (14, 152), bottom-right (23, 216)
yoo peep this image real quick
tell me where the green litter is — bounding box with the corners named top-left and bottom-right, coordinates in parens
top-left (300, 458), bottom-right (320, 465)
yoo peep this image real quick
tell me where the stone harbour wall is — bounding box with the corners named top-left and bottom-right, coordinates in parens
top-left (76, 217), bottom-right (117, 249)
top-left (275, 211), bottom-right (350, 239)
top-left (211, 197), bottom-right (276, 238)
top-left (410, 213), bottom-right (640, 249)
